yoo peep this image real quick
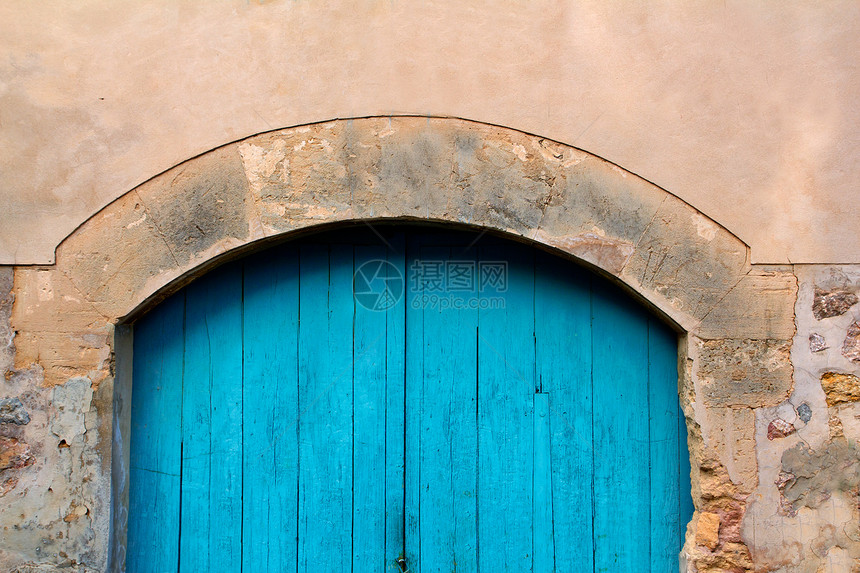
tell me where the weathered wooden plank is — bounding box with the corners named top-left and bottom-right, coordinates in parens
top-left (403, 236), bottom-right (423, 572)
top-left (242, 248), bottom-right (300, 572)
top-left (648, 317), bottom-right (681, 571)
top-left (477, 244), bottom-right (535, 571)
top-left (532, 391), bottom-right (554, 571)
top-left (591, 282), bottom-right (651, 572)
top-left (297, 244), bottom-right (354, 572)
top-left (534, 252), bottom-right (594, 572)
top-left (180, 263), bottom-right (244, 572)
top-left (353, 245), bottom-right (393, 570)
top-left (383, 235), bottom-right (407, 571)
top-left (127, 228), bottom-right (691, 573)
top-left (128, 292), bottom-right (185, 572)
top-left (409, 242), bottom-right (480, 572)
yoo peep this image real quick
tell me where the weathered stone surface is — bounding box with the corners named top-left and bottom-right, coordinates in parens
top-left (696, 512), bottom-right (720, 549)
top-left (693, 542), bottom-right (753, 572)
top-left (689, 457), bottom-right (753, 572)
top-left (842, 321), bottom-right (860, 363)
top-left (0, 397), bottom-right (30, 425)
top-left (698, 265), bottom-right (797, 340)
top-left (0, 436), bottom-right (34, 471)
top-left (695, 338), bottom-right (793, 408)
top-left (532, 230), bottom-right (634, 275)
top-left (812, 288), bottom-right (858, 320)
top-left (1, 266), bottom-right (110, 572)
top-left (51, 379), bottom-right (94, 444)
top-left (536, 151), bottom-right (666, 260)
top-left (780, 439), bottom-right (860, 512)
top-left (8, 564), bottom-right (98, 573)
top-left (136, 144), bottom-right (261, 269)
top-left (0, 267), bottom-right (13, 374)
top-left (741, 265), bottom-right (860, 573)
top-left (57, 191), bottom-right (179, 319)
top-left (767, 418), bottom-right (796, 440)
top-left (809, 332), bottom-right (828, 352)
top-left (11, 267), bottom-right (111, 387)
top-left (797, 402), bottom-right (813, 423)
top-left (622, 195), bottom-right (749, 324)
top-left (698, 406), bottom-right (758, 492)
top-left (1, 476), bottom-right (18, 497)
top-left (820, 372), bottom-right (860, 407)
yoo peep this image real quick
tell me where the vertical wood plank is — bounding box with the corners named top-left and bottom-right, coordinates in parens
top-left (532, 392), bottom-right (554, 571)
top-left (477, 244), bottom-right (534, 572)
top-left (408, 242), bottom-right (480, 572)
top-left (384, 235), bottom-right (407, 571)
top-left (297, 244), bottom-right (354, 572)
top-left (242, 248), bottom-right (300, 572)
top-left (648, 317), bottom-right (681, 572)
top-left (128, 228), bottom-right (692, 573)
top-left (180, 263), bottom-right (244, 573)
top-left (128, 292), bottom-right (185, 572)
top-left (353, 244), bottom-right (395, 570)
top-left (403, 236), bottom-right (423, 571)
top-left (534, 252), bottom-right (594, 572)
top-left (591, 283), bottom-right (651, 572)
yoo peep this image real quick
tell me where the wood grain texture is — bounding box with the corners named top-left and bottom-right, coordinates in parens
top-left (592, 283), bottom-right (652, 572)
top-left (297, 244), bottom-right (354, 572)
top-left (534, 251), bottom-right (594, 572)
top-left (128, 292), bottom-right (184, 573)
top-left (129, 228), bottom-right (688, 573)
top-left (242, 248), bottom-right (300, 572)
top-left (180, 264), bottom-right (244, 572)
top-left (477, 244), bottom-right (534, 571)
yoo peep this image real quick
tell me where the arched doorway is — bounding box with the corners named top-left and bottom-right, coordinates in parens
top-left (127, 224), bottom-right (692, 572)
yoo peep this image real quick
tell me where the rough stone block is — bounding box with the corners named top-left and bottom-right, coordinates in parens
top-left (695, 338), bottom-right (793, 408)
top-left (842, 321), bottom-right (860, 363)
top-left (57, 192), bottom-right (179, 318)
top-left (539, 155), bottom-right (666, 252)
top-left (0, 397), bottom-right (30, 425)
top-left (696, 512), bottom-right (720, 549)
top-left (11, 268), bottom-right (111, 386)
top-left (0, 436), bottom-right (34, 471)
top-left (447, 122), bottom-right (551, 236)
top-left (136, 143), bottom-right (259, 267)
top-left (697, 265), bottom-right (797, 340)
top-left (699, 406), bottom-right (758, 493)
top-left (621, 195), bottom-right (749, 323)
top-left (239, 121), bottom-right (356, 235)
top-left (820, 372), bottom-right (860, 407)
top-left (812, 288), bottom-right (858, 320)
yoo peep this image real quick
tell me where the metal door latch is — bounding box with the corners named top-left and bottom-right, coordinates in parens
top-left (396, 555), bottom-right (409, 572)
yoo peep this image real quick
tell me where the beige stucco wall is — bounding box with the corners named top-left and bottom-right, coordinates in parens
top-left (2, 2), bottom-right (860, 572)
top-left (1, 0), bottom-right (858, 264)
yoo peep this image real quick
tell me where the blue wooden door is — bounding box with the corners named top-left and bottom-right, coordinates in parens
top-left (128, 227), bottom-right (692, 572)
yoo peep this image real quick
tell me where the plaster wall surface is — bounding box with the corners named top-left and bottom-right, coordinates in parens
top-left (1, 0), bottom-right (858, 264)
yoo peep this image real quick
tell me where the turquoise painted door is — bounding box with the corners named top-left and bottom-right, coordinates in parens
top-left (128, 227), bottom-right (693, 572)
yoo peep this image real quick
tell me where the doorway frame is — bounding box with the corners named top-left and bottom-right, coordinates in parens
top-left (8, 117), bottom-right (796, 571)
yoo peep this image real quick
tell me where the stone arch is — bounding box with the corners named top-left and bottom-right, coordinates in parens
top-left (37, 117), bottom-right (755, 327)
top-left (9, 116), bottom-right (796, 571)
